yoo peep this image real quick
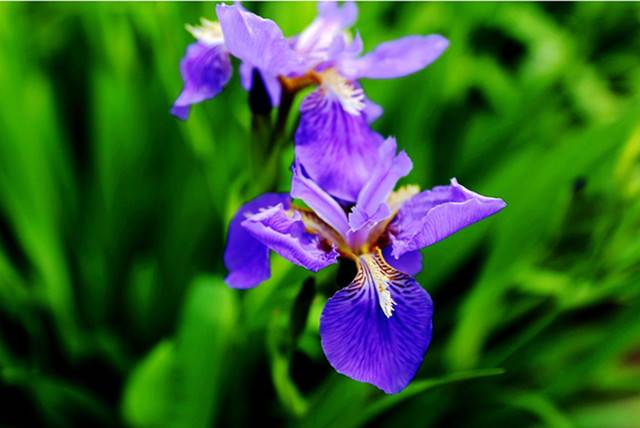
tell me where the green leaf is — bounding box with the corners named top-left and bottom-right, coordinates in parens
top-left (121, 340), bottom-right (175, 428)
top-left (122, 276), bottom-right (238, 428)
top-left (352, 368), bottom-right (506, 428)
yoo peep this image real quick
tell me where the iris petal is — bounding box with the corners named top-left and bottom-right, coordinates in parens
top-left (338, 35), bottom-right (449, 80)
top-left (349, 137), bottom-right (412, 232)
top-left (224, 193), bottom-right (290, 288)
top-left (295, 0), bottom-right (358, 62)
top-left (171, 42), bottom-right (232, 120)
top-left (320, 250), bottom-right (433, 394)
top-left (317, 0), bottom-right (358, 28)
top-left (217, 4), bottom-right (307, 77)
top-left (383, 247), bottom-right (423, 276)
top-left (291, 162), bottom-right (350, 238)
top-left (295, 88), bottom-right (385, 202)
top-left (389, 179), bottom-right (506, 258)
top-left (363, 96), bottom-right (383, 124)
top-left (239, 62), bottom-right (282, 107)
top-left (242, 204), bottom-right (339, 272)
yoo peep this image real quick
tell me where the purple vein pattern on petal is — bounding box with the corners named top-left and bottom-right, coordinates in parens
top-left (295, 0), bottom-right (358, 62)
top-left (295, 88), bottom-right (385, 202)
top-left (224, 193), bottom-right (290, 289)
top-left (389, 179), bottom-right (506, 258)
top-left (242, 203), bottom-right (338, 272)
top-left (291, 162), bottom-right (350, 238)
top-left (339, 35), bottom-right (449, 80)
top-left (383, 247), bottom-right (423, 276)
top-left (349, 137), bottom-right (412, 232)
top-left (217, 4), bottom-right (307, 77)
top-left (320, 251), bottom-right (433, 394)
top-left (171, 42), bottom-right (232, 120)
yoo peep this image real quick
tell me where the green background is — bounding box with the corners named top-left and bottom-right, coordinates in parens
top-left (1, 2), bottom-right (639, 427)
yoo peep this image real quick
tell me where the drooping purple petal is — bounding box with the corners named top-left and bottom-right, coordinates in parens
top-left (389, 178), bottom-right (506, 258)
top-left (295, 88), bottom-right (385, 202)
top-left (242, 203), bottom-right (338, 272)
top-left (349, 137), bottom-right (412, 232)
top-left (171, 42), bottom-right (232, 120)
top-left (291, 162), bottom-right (350, 238)
top-left (224, 193), bottom-right (290, 288)
top-left (320, 250), bottom-right (433, 394)
top-left (170, 105), bottom-right (191, 121)
top-left (217, 4), bottom-right (307, 77)
top-left (383, 247), bottom-right (423, 276)
top-left (239, 62), bottom-right (282, 107)
top-left (338, 35), bottom-right (449, 80)
top-left (295, 0), bottom-right (358, 62)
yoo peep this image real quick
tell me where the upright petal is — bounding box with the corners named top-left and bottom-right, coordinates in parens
top-left (320, 250), bottom-right (433, 394)
top-left (224, 193), bottom-right (290, 288)
top-left (338, 35), bottom-right (448, 80)
top-left (317, 0), bottom-right (358, 28)
top-left (389, 179), bottom-right (506, 258)
top-left (343, 31), bottom-right (364, 57)
top-left (242, 204), bottom-right (338, 272)
top-left (171, 42), bottom-right (232, 120)
top-left (217, 4), bottom-right (307, 77)
top-left (291, 162), bottom-right (350, 238)
top-left (295, 0), bottom-right (358, 62)
top-left (295, 86), bottom-right (385, 202)
top-left (349, 137), bottom-right (412, 232)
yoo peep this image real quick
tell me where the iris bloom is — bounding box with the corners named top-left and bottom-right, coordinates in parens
top-left (171, 18), bottom-right (232, 120)
top-left (224, 138), bottom-right (505, 393)
top-left (170, 3), bottom-right (447, 170)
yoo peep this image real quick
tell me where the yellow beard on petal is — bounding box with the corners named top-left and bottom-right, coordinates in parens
top-left (359, 249), bottom-right (400, 318)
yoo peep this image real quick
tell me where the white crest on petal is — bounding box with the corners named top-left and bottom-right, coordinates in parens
top-left (319, 69), bottom-right (365, 116)
top-left (360, 252), bottom-right (399, 318)
top-left (187, 18), bottom-right (224, 46)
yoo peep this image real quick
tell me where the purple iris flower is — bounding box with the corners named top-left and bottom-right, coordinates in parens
top-left (171, 18), bottom-right (233, 120)
top-left (171, 3), bottom-right (448, 197)
top-left (214, 2), bottom-right (449, 201)
top-left (224, 138), bottom-right (506, 393)
top-left (171, 2), bottom-right (318, 119)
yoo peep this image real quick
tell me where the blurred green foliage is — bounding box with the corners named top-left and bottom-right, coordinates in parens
top-left (0, 2), bottom-right (639, 427)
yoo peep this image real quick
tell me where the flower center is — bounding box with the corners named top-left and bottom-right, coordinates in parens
top-left (187, 18), bottom-right (224, 46)
top-left (318, 69), bottom-right (365, 116)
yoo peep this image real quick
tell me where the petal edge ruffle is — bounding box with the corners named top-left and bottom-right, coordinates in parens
top-left (389, 179), bottom-right (506, 258)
